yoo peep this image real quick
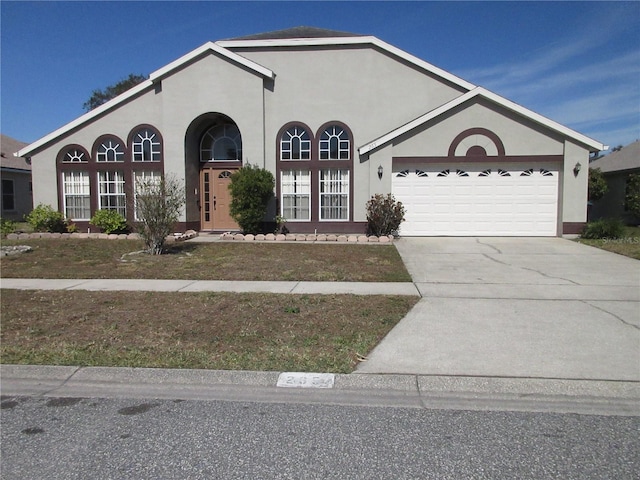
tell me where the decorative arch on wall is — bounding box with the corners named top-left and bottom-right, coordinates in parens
top-left (448, 128), bottom-right (506, 157)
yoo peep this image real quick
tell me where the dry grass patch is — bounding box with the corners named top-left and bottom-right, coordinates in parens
top-left (0, 239), bottom-right (411, 282)
top-left (1, 290), bottom-right (418, 373)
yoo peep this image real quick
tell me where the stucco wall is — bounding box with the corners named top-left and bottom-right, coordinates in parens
top-left (561, 140), bottom-right (590, 227)
top-left (1, 170), bottom-right (32, 220)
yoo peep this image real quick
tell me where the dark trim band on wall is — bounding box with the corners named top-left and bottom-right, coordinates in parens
top-left (563, 222), bottom-right (586, 235)
top-left (393, 155), bottom-right (564, 165)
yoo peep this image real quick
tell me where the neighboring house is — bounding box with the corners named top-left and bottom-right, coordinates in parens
top-left (589, 141), bottom-right (640, 224)
top-left (16, 26), bottom-right (606, 236)
top-left (1, 134), bottom-right (32, 221)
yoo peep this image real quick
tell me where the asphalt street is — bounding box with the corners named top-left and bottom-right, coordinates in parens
top-left (2, 395), bottom-right (638, 480)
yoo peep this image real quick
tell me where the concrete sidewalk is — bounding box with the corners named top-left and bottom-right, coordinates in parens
top-left (0, 278), bottom-right (419, 296)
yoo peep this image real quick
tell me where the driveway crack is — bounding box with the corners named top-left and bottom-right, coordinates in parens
top-left (476, 238), bottom-right (502, 254)
top-left (583, 301), bottom-right (640, 331)
top-left (482, 253), bottom-right (579, 285)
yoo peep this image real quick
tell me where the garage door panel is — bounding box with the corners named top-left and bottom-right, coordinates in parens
top-left (392, 163), bottom-right (558, 236)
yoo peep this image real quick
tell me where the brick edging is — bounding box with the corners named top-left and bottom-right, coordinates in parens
top-left (4, 230), bottom-right (199, 242)
top-left (219, 233), bottom-right (394, 243)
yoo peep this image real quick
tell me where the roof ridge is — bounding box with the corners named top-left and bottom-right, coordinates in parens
top-left (224, 26), bottom-right (365, 41)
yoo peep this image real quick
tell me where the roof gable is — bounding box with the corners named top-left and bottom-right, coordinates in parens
top-left (17, 42), bottom-right (274, 158)
top-left (358, 87), bottom-right (606, 155)
top-left (217, 35), bottom-right (475, 92)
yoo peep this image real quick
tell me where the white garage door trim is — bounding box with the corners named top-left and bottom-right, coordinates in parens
top-left (392, 162), bottom-right (559, 236)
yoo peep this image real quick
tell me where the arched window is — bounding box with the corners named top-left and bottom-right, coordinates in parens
top-left (200, 124), bottom-right (242, 162)
top-left (131, 127), bottom-right (162, 162)
top-left (60, 146), bottom-right (89, 163)
top-left (281, 125), bottom-right (311, 160)
top-left (319, 125), bottom-right (350, 160)
top-left (96, 136), bottom-right (125, 162)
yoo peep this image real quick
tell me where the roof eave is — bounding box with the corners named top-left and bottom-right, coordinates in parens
top-left (218, 36), bottom-right (475, 92)
top-left (17, 42), bottom-right (275, 158)
top-left (359, 87), bottom-right (606, 156)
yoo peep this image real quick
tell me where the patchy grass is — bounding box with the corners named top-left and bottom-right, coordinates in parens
top-left (576, 226), bottom-right (640, 260)
top-left (0, 290), bottom-right (418, 373)
top-left (0, 239), bottom-right (411, 282)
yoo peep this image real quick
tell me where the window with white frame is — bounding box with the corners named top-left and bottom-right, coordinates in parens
top-left (63, 172), bottom-right (90, 220)
top-left (200, 124), bottom-right (242, 162)
top-left (319, 125), bottom-right (350, 160)
top-left (133, 171), bottom-right (162, 220)
top-left (281, 170), bottom-right (311, 221)
top-left (320, 169), bottom-right (349, 220)
top-left (132, 128), bottom-right (161, 162)
top-left (62, 148), bottom-right (88, 163)
top-left (281, 126), bottom-right (311, 160)
top-left (98, 171), bottom-right (126, 215)
top-left (96, 138), bottom-right (125, 162)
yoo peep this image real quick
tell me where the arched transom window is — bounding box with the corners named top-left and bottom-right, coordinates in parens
top-left (61, 147), bottom-right (88, 163)
top-left (132, 128), bottom-right (161, 162)
top-left (319, 125), bottom-right (350, 160)
top-left (281, 126), bottom-right (311, 160)
top-left (96, 137), bottom-right (125, 162)
top-left (200, 124), bottom-right (242, 162)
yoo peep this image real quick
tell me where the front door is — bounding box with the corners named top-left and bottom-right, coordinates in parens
top-left (200, 167), bottom-right (239, 231)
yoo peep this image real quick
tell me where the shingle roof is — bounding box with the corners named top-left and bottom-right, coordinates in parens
top-left (590, 140), bottom-right (640, 173)
top-left (227, 26), bottom-right (364, 41)
top-left (1, 134), bottom-right (30, 171)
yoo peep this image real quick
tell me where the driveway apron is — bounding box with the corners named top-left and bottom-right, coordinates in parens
top-left (357, 237), bottom-right (640, 381)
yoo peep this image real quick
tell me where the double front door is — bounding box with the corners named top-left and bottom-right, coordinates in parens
top-left (200, 167), bottom-right (239, 231)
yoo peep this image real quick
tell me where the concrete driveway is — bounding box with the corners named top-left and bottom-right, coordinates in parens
top-left (357, 237), bottom-right (640, 381)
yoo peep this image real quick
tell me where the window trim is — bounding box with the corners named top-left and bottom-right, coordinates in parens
top-left (319, 169), bottom-right (350, 221)
top-left (200, 123), bottom-right (243, 163)
top-left (128, 124), bottom-right (163, 163)
top-left (97, 170), bottom-right (126, 216)
top-left (93, 134), bottom-right (127, 163)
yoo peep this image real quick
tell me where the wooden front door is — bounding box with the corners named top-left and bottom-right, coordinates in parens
top-left (200, 167), bottom-right (239, 231)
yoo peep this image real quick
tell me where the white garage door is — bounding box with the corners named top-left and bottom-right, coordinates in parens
top-left (392, 163), bottom-right (559, 236)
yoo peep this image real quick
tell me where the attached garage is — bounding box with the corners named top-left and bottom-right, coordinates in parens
top-left (392, 162), bottom-right (559, 236)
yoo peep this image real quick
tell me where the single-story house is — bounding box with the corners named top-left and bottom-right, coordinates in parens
top-left (589, 141), bottom-right (640, 224)
top-left (2, 134), bottom-right (32, 221)
top-left (16, 26), bottom-right (606, 236)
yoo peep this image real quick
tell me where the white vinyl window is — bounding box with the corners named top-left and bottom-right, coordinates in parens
top-left (281, 170), bottom-right (311, 221)
top-left (281, 126), bottom-right (311, 160)
top-left (134, 171), bottom-right (162, 220)
top-left (319, 126), bottom-right (350, 160)
top-left (96, 138), bottom-right (125, 162)
top-left (320, 169), bottom-right (349, 220)
top-left (132, 128), bottom-right (161, 162)
top-left (62, 148), bottom-right (88, 163)
top-left (98, 171), bottom-right (126, 216)
top-left (63, 172), bottom-right (91, 220)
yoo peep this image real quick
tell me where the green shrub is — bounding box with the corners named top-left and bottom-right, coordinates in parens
top-left (588, 167), bottom-right (608, 202)
top-left (90, 209), bottom-right (128, 234)
top-left (0, 218), bottom-right (17, 236)
top-left (581, 218), bottom-right (625, 239)
top-left (625, 173), bottom-right (640, 219)
top-left (26, 204), bottom-right (68, 233)
top-left (366, 193), bottom-right (405, 236)
top-left (229, 165), bottom-right (275, 234)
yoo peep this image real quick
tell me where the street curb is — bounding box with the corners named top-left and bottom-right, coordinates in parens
top-left (2, 365), bottom-right (639, 417)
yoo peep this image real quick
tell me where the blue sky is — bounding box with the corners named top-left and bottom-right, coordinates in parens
top-left (1, 1), bottom-right (638, 152)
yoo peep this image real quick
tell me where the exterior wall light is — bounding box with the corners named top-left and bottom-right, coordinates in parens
top-left (378, 165), bottom-right (383, 179)
top-left (573, 162), bottom-right (582, 176)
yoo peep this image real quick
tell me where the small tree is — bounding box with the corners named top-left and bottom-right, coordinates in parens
top-left (229, 165), bottom-right (275, 234)
top-left (588, 167), bottom-right (608, 202)
top-left (135, 174), bottom-right (185, 254)
top-left (366, 194), bottom-right (405, 236)
top-left (625, 173), bottom-right (640, 219)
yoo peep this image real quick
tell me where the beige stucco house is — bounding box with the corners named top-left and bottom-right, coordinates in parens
top-left (16, 27), bottom-right (606, 236)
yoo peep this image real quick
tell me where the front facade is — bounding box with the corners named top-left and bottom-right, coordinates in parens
top-left (17, 27), bottom-right (605, 236)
